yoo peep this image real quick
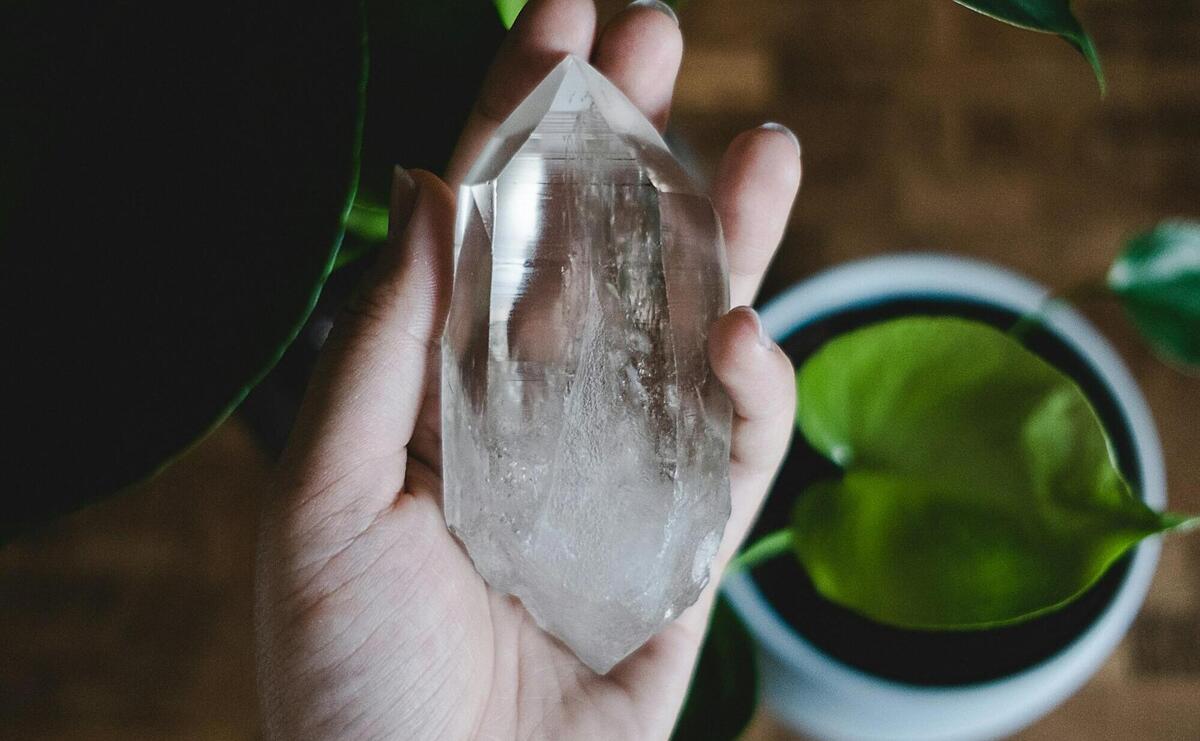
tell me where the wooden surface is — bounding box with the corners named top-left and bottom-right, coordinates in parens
top-left (673, 1), bottom-right (1200, 738)
top-left (0, 421), bottom-right (267, 740)
top-left (3, 1), bottom-right (1199, 738)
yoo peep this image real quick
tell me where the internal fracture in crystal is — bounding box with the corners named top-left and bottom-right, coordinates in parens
top-left (441, 55), bottom-right (732, 674)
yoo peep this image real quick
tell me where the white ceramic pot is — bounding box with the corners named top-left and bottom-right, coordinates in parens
top-left (723, 253), bottom-right (1167, 741)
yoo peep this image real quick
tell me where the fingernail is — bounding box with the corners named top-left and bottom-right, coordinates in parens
top-left (388, 165), bottom-right (419, 242)
top-left (628, 0), bottom-right (679, 27)
top-left (733, 306), bottom-right (774, 350)
top-left (760, 122), bottom-right (801, 159)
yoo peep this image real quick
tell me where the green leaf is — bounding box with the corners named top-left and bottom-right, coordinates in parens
top-left (671, 595), bottom-right (757, 741)
top-left (1108, 221), bottom-right (1200, 369)
top-left (2, 1), bottom-right (366, 538)
top-left (495, 0), bottom-right (527, 29)
top-left (954, 0), bottom-right (1105, 94)
top-left (792, 317), bottom-right (1189, 629)
top-left (344, 197), bottom-right (390, 245)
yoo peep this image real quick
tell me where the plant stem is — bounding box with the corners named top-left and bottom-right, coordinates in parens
top-left (728, 529), bottom-right (793, 573)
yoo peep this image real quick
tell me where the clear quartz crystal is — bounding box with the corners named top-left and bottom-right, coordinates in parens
top-left (441, 55), bottom-right (731, 674)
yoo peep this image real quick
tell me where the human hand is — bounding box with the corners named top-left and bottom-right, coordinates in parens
top-left (254, 1), bottom-right (801, 739)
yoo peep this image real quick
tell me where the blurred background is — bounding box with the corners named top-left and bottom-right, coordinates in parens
top-left (3, 0), bottom-right (1198, 738)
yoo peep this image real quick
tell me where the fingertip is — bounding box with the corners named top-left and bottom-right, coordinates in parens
top-left (628, 0), bottom-right (679, 27)
top-left (715, 124), bottom-right (802, 206)
top-left (509, 0), bottom-right (597, 50)
top-left (387, 166), bottom-right (418, 243)
top-left (593, 1), bottom-right (684, 129)
top-left (447, 0), bottom-right (597, 184)
top-left (398, 169), bottom-right (456, 285)
top-left (600, 0), bottom-right (683, 55)
top-left (368, 169), bottom-right (457, 325)
top-left (386, 169), bottom-right (455, 259)
top-left (710, 307), bottom-right (795, 423)
top-left (709, 306), bottom-right (770, 375)
top-left (488, 0), bottom-right (597, 118)
top-left (406, 169), bottom-right (456, 215)
top-left (759, 122), bottom-right (802, 161)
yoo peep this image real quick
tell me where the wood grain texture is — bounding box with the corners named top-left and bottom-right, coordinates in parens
top-left (670, 0), bottom-right (1200, 738)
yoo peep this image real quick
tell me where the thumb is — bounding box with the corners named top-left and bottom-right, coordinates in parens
top-left (281, 167), bottom-right (456, 491)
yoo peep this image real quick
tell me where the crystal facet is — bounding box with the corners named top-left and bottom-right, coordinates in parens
top-left (441, 55), bottom-right (732, 673)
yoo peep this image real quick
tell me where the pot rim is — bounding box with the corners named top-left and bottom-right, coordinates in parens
top-left (723, 252), bottom-right (1166, 700)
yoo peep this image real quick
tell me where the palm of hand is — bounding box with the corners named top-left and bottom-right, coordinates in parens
top-left (260, 443), bottom-right (704, 739)
top-left (255, 2), bottom-right (800, 739)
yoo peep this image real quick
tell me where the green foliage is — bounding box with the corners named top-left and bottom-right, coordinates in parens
top-left (671, 596), bottom-right (757, 741)
top-left (1108, 221), bottom-right (1200, 369)
top-left (496, 0), bottom-right (527, 29)
top-left (343, 198), bottom-right (390, 246)
top-left (954, 0), bottom-right (1105, 93)
top-left (1, 1), bottom-right (367, 538)
top-left (789, 317), bottom-right (1192, 629)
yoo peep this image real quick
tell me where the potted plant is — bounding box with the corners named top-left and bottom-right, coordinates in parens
top-left (696, 224), bottom-right (1199, 741)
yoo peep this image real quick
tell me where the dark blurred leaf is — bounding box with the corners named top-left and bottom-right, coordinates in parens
top-left (1108, 221), bottom-right (1200, 369)
top-left (954, 0), bottom-right (1105, 93)
top-left (671, 595), bottom-right (757, 741)
top-left (340, 0), bottom-right (502, 249)
top-left (358, 0), bottom-right (504, 203)
top-left (342, 2), bottom-right (502, 247)
top-left (2, 1), bottom-right (366, 538)
top-left (792, 317), bottom-right (1193, 629)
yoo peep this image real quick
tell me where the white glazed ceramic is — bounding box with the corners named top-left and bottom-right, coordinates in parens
top-left (723, 253), bottom-right (1167, 741)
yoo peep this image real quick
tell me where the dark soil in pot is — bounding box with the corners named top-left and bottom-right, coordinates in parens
top-left (747, 297), bottom-right (1141, 686)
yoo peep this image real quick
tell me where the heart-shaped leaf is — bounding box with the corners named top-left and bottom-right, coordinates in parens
top-left (954, 0), bottom-right (1105, 93)
top-left (1108, 221), bottom-right (1200, 369)
top-left (792, 317), bottom-right (1192, 629)
top-left (2, 1), bottom-right (366, 538)
top-left (671, 595), bottom-right (757, 741)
